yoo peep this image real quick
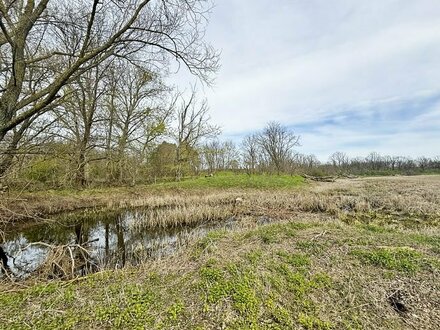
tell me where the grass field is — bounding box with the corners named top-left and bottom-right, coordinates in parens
top-left (1, 175), bottom-right (439, 329)
top-left (155, 173), bottom-right (305, 189)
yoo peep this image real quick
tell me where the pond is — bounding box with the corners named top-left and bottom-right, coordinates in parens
top-left (1, 208), bottom-right (238, 278)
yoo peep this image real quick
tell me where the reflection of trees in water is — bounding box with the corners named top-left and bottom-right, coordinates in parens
top-left (0, 245), bottom-right (9, 272)
top-left (105, 223), bottom-right (110, 261)
top-left (72, 222), bottom-right (97, 275)
top-left (115, 217), bottom-right (126, 268)
top-left (74, 222), bottom-right (88, 245)
top-left (3, 209), bottom-right (230, 277)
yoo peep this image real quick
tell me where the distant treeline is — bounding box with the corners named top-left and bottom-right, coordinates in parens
top-left (1, 121), bottom-right (438, 190)
top-left (201, 129), bottom-right (440, 177)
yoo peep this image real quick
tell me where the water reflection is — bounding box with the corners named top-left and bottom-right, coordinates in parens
top-left (1, 209), bottom-right (236, 278)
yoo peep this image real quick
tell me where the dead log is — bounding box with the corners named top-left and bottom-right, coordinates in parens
top-left (337, 174), bottom-right (358, 179)
top-left (302, 174), bottom-right (336, 182)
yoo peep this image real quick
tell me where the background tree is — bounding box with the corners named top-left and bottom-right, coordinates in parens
top-left (256, 122), bottom-right (300, 174)
top-left (173, 89), bottom-right (220, 180)
top-left (53, 62), bottom-right (108, 186)
top-left (103, 63), bottom-right (172, 184)
top-left (329, 151), bottom-right (349, 169)
top-left (149, 142), bottom-right (177, 181)
top-left (241, 134), bottom-right (260, 175)
top-left (201, 140), bottom-right (239, 173)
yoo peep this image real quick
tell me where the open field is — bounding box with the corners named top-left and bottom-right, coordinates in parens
top-left (1, 175), bottom-right (439, 329)
top-left (0, 174), bottom-right (304, 225)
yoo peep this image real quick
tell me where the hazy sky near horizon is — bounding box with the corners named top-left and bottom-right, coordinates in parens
top-left (177, 0), bottom-right (440, 161)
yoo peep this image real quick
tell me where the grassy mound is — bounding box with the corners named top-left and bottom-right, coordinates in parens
top-left (155, 173), bottom-right (305, 189)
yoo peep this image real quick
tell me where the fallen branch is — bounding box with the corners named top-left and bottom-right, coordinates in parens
top-left (302, 174), bottom-right (336, 182)
top-left (10, 238), bottom-right (100, 279)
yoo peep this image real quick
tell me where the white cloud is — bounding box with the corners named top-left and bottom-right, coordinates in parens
top-left (172, 1), bottom-right (440, 158)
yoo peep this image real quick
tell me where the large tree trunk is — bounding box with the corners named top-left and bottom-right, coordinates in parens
top-left (175, 145), bottom-right (182, 181)
top-left (74, 138), bottom-right (89, 187)
top-left (0, 120), bottom-right (30, 178)
top-left (75, 151), bottom-right (87, 187)
top-left (0, 246), bottom-right (9, 272)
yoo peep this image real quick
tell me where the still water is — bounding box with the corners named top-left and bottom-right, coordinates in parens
top-left (1, 208), bottom-right (237, 278)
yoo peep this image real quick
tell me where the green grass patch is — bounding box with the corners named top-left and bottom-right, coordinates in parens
top-left (198, 248), bottom-right (334, 328)
top-left (199, 261), bottom-right (260, 319)
top-left (351, 247), bottom-right (424, 273)
top-left (360, 223), bottom-right (394, 233)
top-left (409, 234), bottom-right (440, 252)
top-left (276, 251), bottom-right (311, 268)
top-left (155, 173), bottom-right (304, 189)
top-left (298, 313), bottom-right (333, 330)
top-left (296, 241), bottom-right (326, 255)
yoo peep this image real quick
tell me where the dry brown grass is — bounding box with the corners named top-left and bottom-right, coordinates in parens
top-left (1, 176), bottom-right (439, 329)
top-left (2, 175), bottom-right (439, 228)
top-left (96, 176), bottom-right (440, 229)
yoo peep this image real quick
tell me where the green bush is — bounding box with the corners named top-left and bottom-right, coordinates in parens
top-left (23, 159), bottom-right (64, 185)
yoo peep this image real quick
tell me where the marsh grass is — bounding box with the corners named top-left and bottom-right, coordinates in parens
top-left (106, 175), bottom-right (440, 230)
top-left (2, 175), bottom-right (440, 230)
top-left (128, 204), bottom-right (235, 229)
top-left (1, 176), bottom-right (440, 329)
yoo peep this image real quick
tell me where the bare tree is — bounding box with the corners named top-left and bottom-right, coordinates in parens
top-left (173, 89), bottom-right (220, 180)
top-left (241, 134), bottom-right (259, 175)
top-left (329, 151), bottom-right (348, 168)
top-left (256, 122), bottom-right (300, 175)
top-left (53, 61), bottom-right (108, 186)
top-left (365, 152), bottom-right (383, 170)
top-left (104, 63), bottom-right (173, 183)
top-left (201, 139), bottom-right (222, 173)
top-left (202, 139), bottom-right (239, 173)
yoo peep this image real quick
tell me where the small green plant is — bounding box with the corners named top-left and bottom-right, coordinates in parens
top-left (200, 263), bottom-right (230, 304)
top-left (410, 234), bottom-right (440, 250)
top-left (352, 247), bottom-right (423, 273)
top-left (245, 249), bottom-right (263, 265)
top-left (362, 224), bottom-right (388, 233)
top-left (167, 300), bottom-right (185, 321)
top-left (298, 313), bottom-right (332, 330)
top-left (277, 251), bottom-right (311, 268)
top-left (265, 298), bottom-right (293, 326)
top-left (199, 262), bottom-right (260, 319)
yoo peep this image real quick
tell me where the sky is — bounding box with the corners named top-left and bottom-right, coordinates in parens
top-left (178, 0), bottom-right (440, 161)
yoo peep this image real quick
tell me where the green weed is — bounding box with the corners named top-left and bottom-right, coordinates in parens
top-left (352, 247), bottom-right (423, 273)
